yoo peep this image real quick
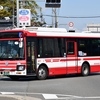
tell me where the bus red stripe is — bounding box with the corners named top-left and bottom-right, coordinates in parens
top-left (83, 58), bottom-right (100, 60)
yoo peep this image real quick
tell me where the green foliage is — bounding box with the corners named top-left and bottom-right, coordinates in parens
top-left (0, 0), bottom-right (14, 17)
top-left (0, 0), bottom-right (46, 26)
top-left (31, 21), bottom-right (46, 27)
top-left (0, 0), bottom-right (41, 17)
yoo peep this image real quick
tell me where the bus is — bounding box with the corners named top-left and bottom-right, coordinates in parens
top-left (0, 27), bottom-right (100, 80)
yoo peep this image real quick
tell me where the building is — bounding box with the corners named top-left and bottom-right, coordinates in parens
top-left (0, 17), bottom-right (16, 30)
top-left (86, 24), bottom-right (100, 33)
top-left (0, 18), bottom-right (12, 30)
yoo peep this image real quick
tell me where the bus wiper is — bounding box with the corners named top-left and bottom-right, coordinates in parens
top-left (0, 52), bottom-right (6, 58)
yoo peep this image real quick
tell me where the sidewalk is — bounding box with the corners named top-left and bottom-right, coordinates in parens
top-left (0, 95), bottom-right (42, 100)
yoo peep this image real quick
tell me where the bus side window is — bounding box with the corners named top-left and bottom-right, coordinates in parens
top-left (67, 42), bottom-right (74, 54)
top-left (45, 50), bottom-right (53, 57)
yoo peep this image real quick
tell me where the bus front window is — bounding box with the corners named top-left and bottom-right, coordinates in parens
top-left (0, 40), bottom-right (24, 59)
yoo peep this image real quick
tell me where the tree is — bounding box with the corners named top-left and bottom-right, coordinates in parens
top-left (0, 0), bottom-right (12, 18)
top-left (0, 0), bottom-right (46, 26)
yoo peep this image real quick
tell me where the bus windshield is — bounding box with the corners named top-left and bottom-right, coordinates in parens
top-left (0, 40), bottom-right (24, 60)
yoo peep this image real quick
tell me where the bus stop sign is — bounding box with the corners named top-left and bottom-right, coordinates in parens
top-left (19, 9), bottom-right (31, 27)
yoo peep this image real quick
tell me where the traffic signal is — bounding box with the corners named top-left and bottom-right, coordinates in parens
top-left (46, 0), bottom-right (51, 3)
top-left (52, 0), bottom-right (55, 3)
top-left (45, 0), bottom-right (61, 8)
top-left (46, 0), bottom-right (61, 3)
top-left (56, 0), bottom-right (61, 3)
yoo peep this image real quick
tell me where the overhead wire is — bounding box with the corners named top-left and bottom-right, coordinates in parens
top-left (41, 15), bottom-right (100, 18)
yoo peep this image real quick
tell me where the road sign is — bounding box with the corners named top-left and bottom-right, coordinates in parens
top-left (19, 9), bottom-right (31, 26)
top-left (68, 22), bottom-right (74, 27)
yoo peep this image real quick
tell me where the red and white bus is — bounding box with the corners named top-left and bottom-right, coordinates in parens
top-left (0, 27), bottom-right (100, 80)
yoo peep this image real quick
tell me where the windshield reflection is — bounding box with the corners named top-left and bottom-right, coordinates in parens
top-left (0, 40), bottom-right (24, 59)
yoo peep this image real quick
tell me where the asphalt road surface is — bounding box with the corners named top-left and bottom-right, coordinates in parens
top-left (0, 73), bottom-right (100, 100)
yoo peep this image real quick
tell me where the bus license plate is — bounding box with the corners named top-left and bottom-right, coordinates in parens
top-left (3, 72), bottom-right (9, 75)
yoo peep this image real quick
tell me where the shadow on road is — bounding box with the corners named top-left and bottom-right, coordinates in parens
top-left (0, 76), bottom-right (37, 81)
top-left (0, 72), bottom-right (100, 81)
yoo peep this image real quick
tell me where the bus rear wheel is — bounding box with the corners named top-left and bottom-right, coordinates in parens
top-left (81, 63), bottom-right (90, 76)
top-left (37, 66), bottom-right (48, 80)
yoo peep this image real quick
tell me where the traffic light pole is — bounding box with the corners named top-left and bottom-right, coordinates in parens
top-left (46, 0), bottom-right (61, 28)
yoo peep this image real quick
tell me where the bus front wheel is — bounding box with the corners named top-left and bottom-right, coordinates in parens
top-left (37, 66), bottom-right (48, 80)
top-left (81, 63), bottom-right (90, 76)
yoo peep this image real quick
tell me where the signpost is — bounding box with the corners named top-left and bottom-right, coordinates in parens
top-left (68, 22), bottom-right (75, 32)
top-left (19, 9), bottom-right (31, 26)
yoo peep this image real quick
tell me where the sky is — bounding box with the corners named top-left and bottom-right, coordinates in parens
top-left (36, 0), bottom-right (100, 31)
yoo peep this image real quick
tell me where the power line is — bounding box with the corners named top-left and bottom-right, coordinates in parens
top-left (42, 15), bottom-right (100, 18)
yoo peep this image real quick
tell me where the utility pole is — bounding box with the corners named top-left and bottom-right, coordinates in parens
top-left (45, 0), bottom-right (61, 28)
top-left (54, 8), bottom-right (58, 28)
top-left (52, 8), bottom-right (58, 28)
top-left (52, 8), bottom-right (54, 27)
top-left (40, 9), bottom-right (43, 24)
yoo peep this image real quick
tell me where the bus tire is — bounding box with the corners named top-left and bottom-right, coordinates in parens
top-left (37, 66), bottom-right (48, 80)
top-left (81, 63), bottom-right (90, 76)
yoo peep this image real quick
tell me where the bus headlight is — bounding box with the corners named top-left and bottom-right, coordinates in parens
top-left (17, 65), bottom-right (25, 71)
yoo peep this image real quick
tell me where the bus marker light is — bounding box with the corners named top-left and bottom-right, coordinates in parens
top-left (16, 72), bottom-right (22, 74)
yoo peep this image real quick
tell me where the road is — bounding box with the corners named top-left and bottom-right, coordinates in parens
top-left (0, 73), bottom-right (100, 100)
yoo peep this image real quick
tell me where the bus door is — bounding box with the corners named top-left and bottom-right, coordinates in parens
top-left (26, 38), bottom-right (36, 75)
top-left (66, 41), bottom-right (78, 74)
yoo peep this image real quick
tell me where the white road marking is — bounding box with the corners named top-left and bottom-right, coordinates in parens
top-left (42, 94), bottom-right (58, 99)
top-left (1, 92), bottom-right (15, 95)
top-left (1, 92), bottom-right (100, 99)
top-left (84, 96), bottom-right (100, 99)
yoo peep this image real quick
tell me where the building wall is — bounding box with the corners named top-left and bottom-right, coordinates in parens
top-left (0, 20), bottom-right (13, 30)
top-left (87, 24), bottom-right (100, 33)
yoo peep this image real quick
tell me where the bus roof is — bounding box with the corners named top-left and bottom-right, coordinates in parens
top-left (1, 27), bottom-right (100, 38)
top-left (25, 27), bottom-right (100, 38)
top-left (12, 27), bottom-right (67, 33)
